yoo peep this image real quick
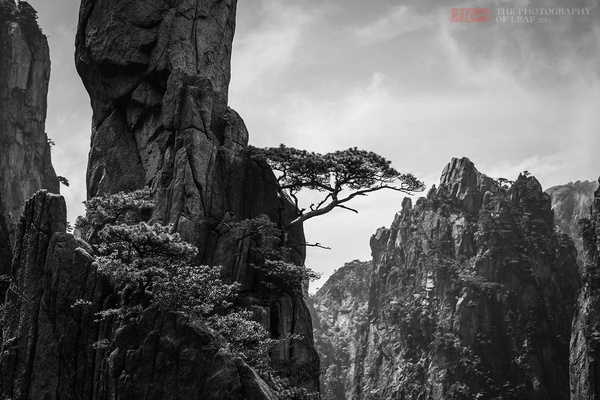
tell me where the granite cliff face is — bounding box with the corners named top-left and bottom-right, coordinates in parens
top-left (352, 158), bottom-right (580, 399)
top-left (0, 0), bottom-right (59, 237)
top-left (75, 0), bottom-right (318, 390)
top-left (0, 191), bottom-right (278, 400)
top-left (569, 179), bottom-right (600, 400)
top-left (547, 180), bottom-right (598, 267)
top-left (310, 260), bottom-right (371, 400)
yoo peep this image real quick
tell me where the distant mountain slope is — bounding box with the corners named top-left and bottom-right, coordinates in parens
top-left (570, 178), bottom-right (600, 399)
top-left (310, 260), bottom-right (371, 400)
top-left (547, 180), bottom-right (598, 267)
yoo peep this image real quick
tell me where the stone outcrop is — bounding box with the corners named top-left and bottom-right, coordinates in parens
top-left (75, 0), bottom-right (318, 390)
top-left (0, 190), bottom-right (278, 400)
top-left (352, 157), bottom-right (580, 399)
top-left (547, 180), bottom-right (598, 267)
top-left (310, 260), bottom-right (371, 400)
top-left (0, 0), bottom-right (59, 224)
top-left (0, 0), bottom-right (59, 270)
top-left (569, 178), bottom-right (600, 400)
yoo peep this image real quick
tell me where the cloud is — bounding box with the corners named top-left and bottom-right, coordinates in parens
top-left (436, 2), bottom-right (600, 89)
top-left (354, 5), bottom-right (437, 44)
top-left (231, 0), bottom-right (317, 93)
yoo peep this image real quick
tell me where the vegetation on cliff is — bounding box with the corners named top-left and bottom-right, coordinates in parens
top-left (351, 158), bottom-right (580, 400)
top-left (75, 189), bottom-right (322, 399)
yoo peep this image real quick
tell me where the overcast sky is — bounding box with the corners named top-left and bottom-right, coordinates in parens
top-left (28, 0), bottom-right (600, 291)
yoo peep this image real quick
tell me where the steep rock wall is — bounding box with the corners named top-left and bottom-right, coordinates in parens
top-left (310, 260), bottom-right (371, 400)
top-left (352, 158), bottom-right (580, 400)
top-left (547, 180), bottom-right (598, 267)
top-left (0, 0), bottom-right (59, 225)
top-left (0, 0), bottom-right (59, 271)
top-left (570, 178), bottom-right (600, 399)
top-left (0, 190), bottom-right (277, 400)
top-left (75, 0), bottom-right (318, 389)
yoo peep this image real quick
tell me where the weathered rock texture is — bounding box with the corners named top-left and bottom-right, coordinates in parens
top-left (310, 260), bottom-right (371, 400)
top-left (0, 190), bottom-right (278, 400)
top-left (0, 0), bottom-right (59, 236)
top-left (75, 0), bottom-right (318, 390)
top-left (0, 192), bottom-right (11, 271)
top-left (569, 178), bottom-right (600, 400)
top-left (352, 158), bottom-right (580, 400)
top-left (547, 180), bottom-right (598, 267)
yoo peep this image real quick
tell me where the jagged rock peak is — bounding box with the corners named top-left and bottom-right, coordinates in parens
top-left (439, 157), bottom-right (493, 197)
top-left (426, 157), bottom-right (495, 215)
top-left (353, 160), bottom-right (580, 400)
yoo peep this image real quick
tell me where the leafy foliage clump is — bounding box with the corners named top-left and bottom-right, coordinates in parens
top-left (235, 215), bottom-right (320, 296)
top-left (75, 190), bottom-right (319, 399)
top-left (75, 188), bottom-right (153, 242)
top-left (76, 190), bottom-right (262, 351)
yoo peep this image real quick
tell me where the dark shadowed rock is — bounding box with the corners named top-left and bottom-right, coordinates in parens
top-left (352, 158), bottom-right (580, 400)
top-left (0, 192), bottom-right (11, 274)
top-left (0, 191), bottom-right (277, 399)
top-left (569, 178), bottom-right (600, 400)
top-left (75, 0), bottom-right (318, 390)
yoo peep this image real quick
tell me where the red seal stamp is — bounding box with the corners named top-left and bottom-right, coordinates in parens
top-left (451, 8), bottom-right (493, 22)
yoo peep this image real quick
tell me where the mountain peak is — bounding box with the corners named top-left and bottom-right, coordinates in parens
top-left (439, 157), bottom-right (493, 197)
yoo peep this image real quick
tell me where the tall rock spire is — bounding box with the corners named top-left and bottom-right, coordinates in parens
top-left (75, 0), bottom-right (319, 390)
top-left (0, 0), bottom-right (59, 270)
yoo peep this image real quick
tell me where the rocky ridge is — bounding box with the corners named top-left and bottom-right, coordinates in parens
top-left (351, 157), bottom-right (580, 399)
